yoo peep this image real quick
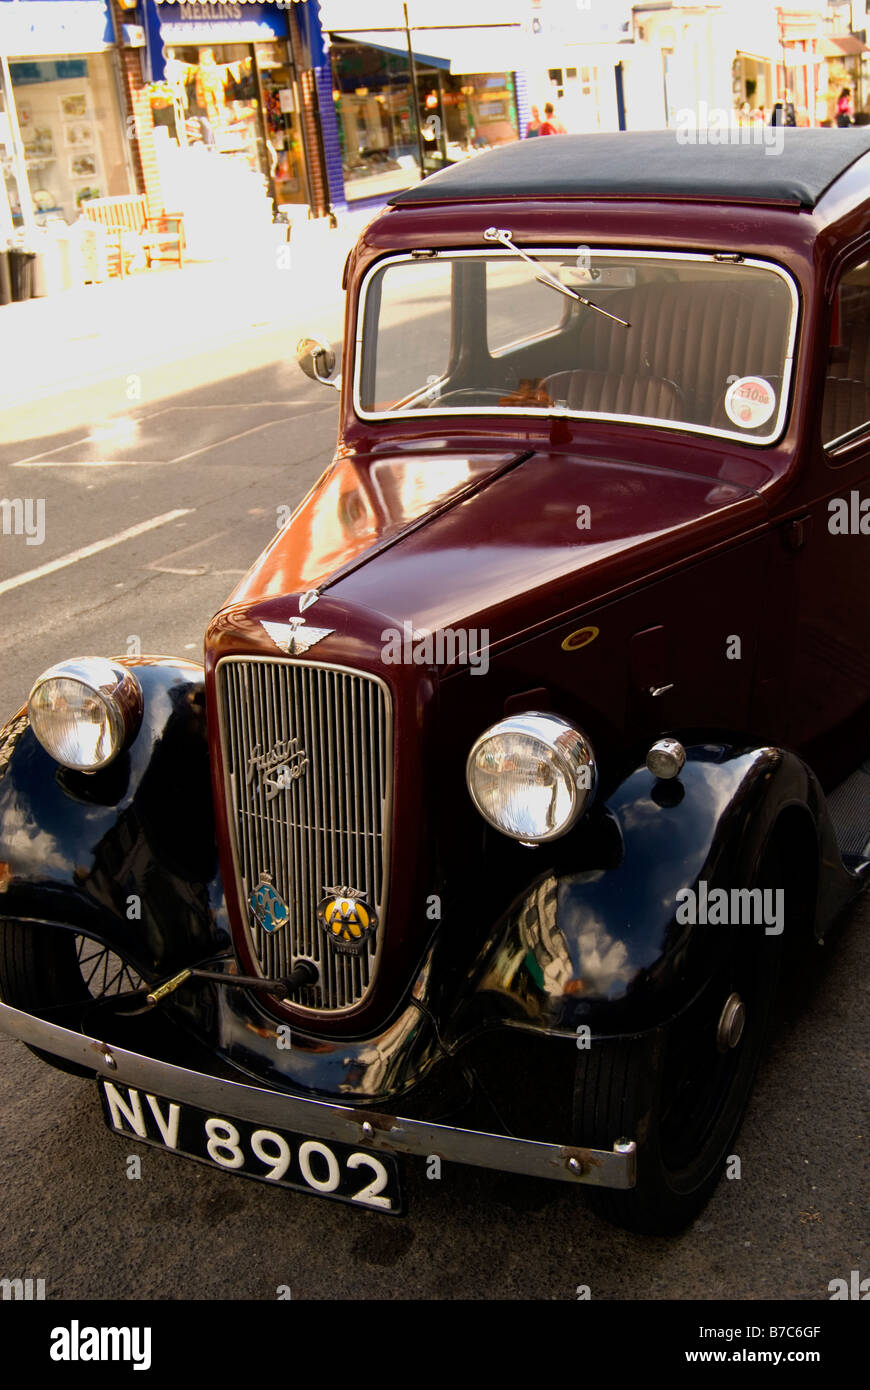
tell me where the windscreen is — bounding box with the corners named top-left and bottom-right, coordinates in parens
top-left (357, 250), bottom-right (797, 444)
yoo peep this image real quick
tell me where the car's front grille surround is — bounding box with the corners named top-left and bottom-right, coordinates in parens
top-left (216, 656), bottom-right (393, 1013)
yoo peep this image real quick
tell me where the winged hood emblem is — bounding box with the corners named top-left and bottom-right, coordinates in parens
top-left (261, 617), bottom-right (334, 656)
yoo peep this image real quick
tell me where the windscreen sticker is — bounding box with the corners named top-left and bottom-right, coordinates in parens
top-left (724, 376), bottom-right (776, 429)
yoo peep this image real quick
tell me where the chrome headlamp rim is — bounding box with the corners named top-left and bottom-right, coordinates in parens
top-left (466, 710), bottom-right (597, 844)
top-left (27, 658), bottom-right (144, 772)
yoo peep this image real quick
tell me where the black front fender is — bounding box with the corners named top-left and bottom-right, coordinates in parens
top-left (0, 659), bottom-right (229, 978)
top-left (450, 743), bottom-right (859, 1041)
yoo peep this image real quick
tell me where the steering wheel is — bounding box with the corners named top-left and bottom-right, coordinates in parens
top-left (419, 388), bottom-right (509, 407)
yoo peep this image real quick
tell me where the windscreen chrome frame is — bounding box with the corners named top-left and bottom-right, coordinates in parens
top-left (353, 247), bottom-right (800, 447)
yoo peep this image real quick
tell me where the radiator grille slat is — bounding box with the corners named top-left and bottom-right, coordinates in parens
top-left (218, 658), bottom-right (392, 1012)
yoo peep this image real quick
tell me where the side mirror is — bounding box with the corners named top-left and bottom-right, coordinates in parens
top-left (296, 335), bottom-right (341, 391)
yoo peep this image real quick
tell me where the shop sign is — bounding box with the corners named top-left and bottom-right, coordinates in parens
top-left (156, 1), bottom-right (289, 44)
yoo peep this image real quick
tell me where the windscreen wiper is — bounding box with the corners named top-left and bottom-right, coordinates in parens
top-left (483, 226), bottom-right (630, 327)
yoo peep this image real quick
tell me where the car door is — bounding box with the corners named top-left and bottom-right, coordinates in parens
top-left (786, 254), bottom-right (870, 780)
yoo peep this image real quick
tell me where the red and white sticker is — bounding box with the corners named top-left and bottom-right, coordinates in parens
top-left (724, 376), bottom-right (776, 429)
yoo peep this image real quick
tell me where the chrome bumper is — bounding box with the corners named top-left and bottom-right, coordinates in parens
top-left (0, 1002), bottom-right (637, 1189)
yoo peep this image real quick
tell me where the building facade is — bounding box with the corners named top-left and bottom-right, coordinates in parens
top-left (0, 0), bottom-right (337, 268)
top-left (315, 1), bottom-right (530, 211)
top-left (0, 0), bottom-right (138, 236)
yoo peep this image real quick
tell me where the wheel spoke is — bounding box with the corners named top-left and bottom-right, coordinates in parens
top-left (73, 936), bottom-right (143, 999)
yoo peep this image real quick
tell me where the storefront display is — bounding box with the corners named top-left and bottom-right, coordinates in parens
top-left (157, 43), bottom-right (268, 175)
top-left (0, 62), bottom-right (28, 243)
top-left (256, 41), bottom-right (307, 206)
top-left (7, 53), bottom-right (131, 226)
top-left (327, 31), bottom-right (521, 204)
top-left (331, 41), bottom-right (420, 202)
top-left (144, 4), bottom-right (309, 212)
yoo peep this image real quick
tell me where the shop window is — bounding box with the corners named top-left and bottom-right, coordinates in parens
top-left (255, 41), bottom-right (306, 206)
top-left (9, 53), bottom-right (129, 225)
top-left (443, 72), bottom-right (518, 155)
top-left (332, 42), bottom-right (420, 202)
top-left (161, 44), bottom-right (269, 179)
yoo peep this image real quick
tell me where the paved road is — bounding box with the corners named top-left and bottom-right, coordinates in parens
top-left (0, 353), bottom-right (868, 1302)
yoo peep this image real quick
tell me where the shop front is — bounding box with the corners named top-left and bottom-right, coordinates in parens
top-left (323, 20), bottom-right (525, 207)
top-left (0, 0), bottom-right (135, 231)
top-left (144, 1), bottom-right (312, 211)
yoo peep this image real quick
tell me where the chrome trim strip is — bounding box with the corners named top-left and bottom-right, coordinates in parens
top-left (216, 656), bottom-right (393, 1016)
top-left (353, 246), bottom-right (800, 447)
top-left (0, 1003), bottom-right (636, 1189)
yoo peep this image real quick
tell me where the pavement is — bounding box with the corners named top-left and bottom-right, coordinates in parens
top-left (0, 207), bottom-right (376, 445)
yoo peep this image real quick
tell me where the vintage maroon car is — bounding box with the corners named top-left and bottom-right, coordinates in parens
top-left (2, 130), bottom-right (870, 1234)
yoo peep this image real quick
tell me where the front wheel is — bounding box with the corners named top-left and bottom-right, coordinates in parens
top-left (574, 930), bottom-right (781, 1235)
top-left (0, 919), bottom-right (144, 1077)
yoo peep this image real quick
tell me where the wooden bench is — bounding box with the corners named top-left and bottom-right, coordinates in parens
top-left (80, 194), bottom-right (185, 277)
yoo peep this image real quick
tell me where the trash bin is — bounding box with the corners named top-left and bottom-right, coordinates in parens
top-left (8, 249), bottom-right (36, 301)
top-left (0, 250), bottom-right (11, 306)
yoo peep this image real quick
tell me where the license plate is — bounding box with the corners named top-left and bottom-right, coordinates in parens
top-left (98, 1081), bottom-right (404, 1214)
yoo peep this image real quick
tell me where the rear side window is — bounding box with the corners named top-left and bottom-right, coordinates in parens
top-left (823, 260), bottom-right (870, 449)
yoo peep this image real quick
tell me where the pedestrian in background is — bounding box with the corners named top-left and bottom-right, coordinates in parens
top-left (539, 102), bottom-right (565, 136)
top-left (770, 95), bottom-right (796, 126)
top-left (526, 105), bottom-right (542, 138)
top-left (836, 88), bottom-right (854, 127)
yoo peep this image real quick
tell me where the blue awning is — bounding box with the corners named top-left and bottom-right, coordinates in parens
top-left (0, 0), bottom-right (114, 57)
top-left (331, 33), bottom-right (449, 72)
top-left (328, 26), bottom-right (526, 76)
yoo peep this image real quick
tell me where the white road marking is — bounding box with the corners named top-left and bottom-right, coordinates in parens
top-left (0, 509), bottom-right (192, 597)
top-left (12, 459), bottom-right (155, 468)
top-left (169, 413), bottom-right (329, 464)
top-left (7, 402), bottom-right (335, 469)
top-left (159, 401), bottom-right (328, 410)
top-left (147, 530), bottom-right (227, 576)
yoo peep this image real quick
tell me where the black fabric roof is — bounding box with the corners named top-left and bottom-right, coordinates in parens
top-left (389, 129), bottom-right (870, 209)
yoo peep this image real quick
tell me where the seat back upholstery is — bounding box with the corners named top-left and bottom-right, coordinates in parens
top-left (542, 368), bottom-right (682, 420)
top-left (567, 279), bottom-right (789, 427)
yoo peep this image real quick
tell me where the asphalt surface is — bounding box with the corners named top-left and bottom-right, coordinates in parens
top-left (0, 338), bottom-right (869, 1303)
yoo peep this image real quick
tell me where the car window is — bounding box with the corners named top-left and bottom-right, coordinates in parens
top-left (486, 260), bottom-right (566, 353)
top-left (823, 259), bottom-right (870, 450)
top-left (364, 259), bottom-right (453, 411)
top-left (357, 250), bottom-right (798, 445)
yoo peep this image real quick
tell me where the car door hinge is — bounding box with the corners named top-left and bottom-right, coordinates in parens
top-left (782, 514), bottom-right (812, 551)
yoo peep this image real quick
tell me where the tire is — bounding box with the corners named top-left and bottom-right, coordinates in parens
top-left (573, 870), bottom-right (784, 1234)
top-left (0, 919), bottom-right (144, 1077)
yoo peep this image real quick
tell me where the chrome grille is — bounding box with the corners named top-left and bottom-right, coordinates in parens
top-left (217, 657), bottom-right (392, 1012)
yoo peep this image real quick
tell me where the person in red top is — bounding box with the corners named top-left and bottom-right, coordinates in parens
top-left (836, 88), bottom-right (854, 127)
top-left (538, 102), bottom-right (566, 136)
